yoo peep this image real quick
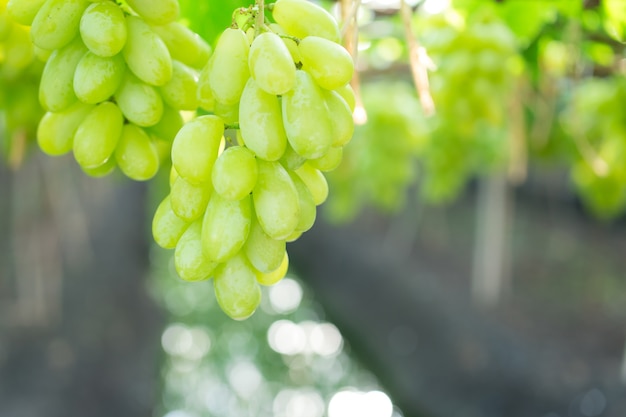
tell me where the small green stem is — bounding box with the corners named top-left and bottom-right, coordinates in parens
top-left (277, 33), bottom-right (301, 45)
top-left (255, 0), bottom-right (265, 37)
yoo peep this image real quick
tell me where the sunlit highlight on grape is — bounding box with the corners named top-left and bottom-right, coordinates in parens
top-left (269, 277), bottom-right (303, 314)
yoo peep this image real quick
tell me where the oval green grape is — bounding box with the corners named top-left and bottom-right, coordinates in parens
top-left (7, 0), bottom-right (47, 25)
top-left (151, 21), bottom-right (211, 70)
top-left (239, 78), bottom-right (287, 161)
top-left (158, 60), bottom-right (198, 110)
top-left (80, 1), bottom-right (127, 57)
top-left (73, 52), bottom-right (125, 104)
top-left (213, 253), bottom-right (261, 320)
top-left (299, 36), bottom-right (354, 90)
top-left (174, 220), bottom-right (217, 282)
top-left (252, 160), bottom-right (300, 240)
top-left (152, 195), bottom-right (189, 249)
top-left (272, 0), bottom-right (340, 43)
top-left (126, 0), bottom-right (179, 25)
top-left (255, 252), bottom-right (289, 286)
top-left (248, 31), bottom-right (295, 95)
top-left (114, 124), bottom-right (160, 181)
top-left (115, 72), bottom-right (164, 127)
top-left (170, 175), bottom-right (212, 222)
top-left (39, 38), bottom-right (86, 111)
top-left (31, 0), bottom-right (89, 50)
top-left (244, 215), bottom-right (286, 274)
top-left (282, 70), bottom-right (333, 159)
top-left (202, 193), bottom-right (251, 263)
top-left (37, 101), bottom-right (94, 156)
top-left (207, 28), bottom-right (249, 106)
top-left (212, 146), bottom-right (258, 201)
top-left (287, 169), bottom-right (316, 232)
top-left (295, 163), bottom-right (328, 205)
top-left (324, 89), bottom-right (354, 147)
top-left (171, 115), bottom-right (223, 184)
top-left (73, 101), bottom-right (123, 169)
top-left (123, 15), bottom-right (172, 86)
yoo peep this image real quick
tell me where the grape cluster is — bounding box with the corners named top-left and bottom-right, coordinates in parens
top-left (7, 0), bottom-right (211, 179)
top-left (325, 82), bottom-right (429, 222)
top-left (418, 9), bottom-right (519, 202)
top-left (0, 1), bottom-right (44, 165)
top-left (153, 0), bottom-right (355, 320)
top-left (562, 77), bottom-right (626, 218)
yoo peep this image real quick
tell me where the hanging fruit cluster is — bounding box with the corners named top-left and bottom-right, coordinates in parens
top-left (151, 0), bottom-right (355, 320)
top-left (7, 0), bottom-right (211, 179)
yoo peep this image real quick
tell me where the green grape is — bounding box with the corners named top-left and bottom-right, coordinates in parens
top-left (239, 77), bottom-right (287, 161)
top-left (0, 13), bottom-right (12, 42)
top-left (282, 70), bottom-right (332, 159)
top-left (114, 123), bottom-right (159, 181)
top-left (73, 101), bottom-right (123, 168)
top-left (294, 162), bottom-right (328, 205)
top-left (73, 52), bottom-right (125, 104)
top-left (158, 60), bottom-right (198, 110)
top-left (279, 141), bottom-right (306, 170)
top-left (39, 37), bottom-right (86, 111)
top-left (299, 36), bottom-right (354, 90)
top-left (244, 215), bottom-right (286, 273)
top-left (6, 0), bottom-right (47, 25)
top-left (126, 0), bottom-right (179, 25)
top-left (324, 89), bottom-right (354, 147)
top-left (196, 63), bottom-right (215, 112)
top-left (114, 72), bottom-right (164, 127)
top-left (248, 31), bottom-right (295, 95)
top-left (3, 24), bottom-right (34, 71)
top-left (146, 104), bottom-right (182, 142)
top-left (37, 101), bottom-right (94, 155)
top-left (271, 0), bottom-right (340, 43)
top-left (174, 220), bottom-right (217, 282)
top-left (206, 27), bottom-right (249, 106)
top-left (171, 115), bottom-right (223, 184)
top-left (81, 154), bottom-right (116, 177)
top-left (123, 15), bottom-right (172, 86)
top-left (255, 252), bottom-right (288, 286)
top-left (269, 23), bottom-right (301, 63)
top-left (152, 195), bottom-right (189, 249)
top-left (170, 175), bottom-right (212, 221)
top-left (334, 83), bottom-right (355, 112)
top-left (201, 193), bottom-right (251, 263)
top-left (253, 160), bottom-right (300, 240)
top-left (309, 145), bottom-right (343, 172)
top-left (213, 252), bottom-right (261, 320)
top-left (287, 169), bottom-right (316, 233)
top-left (30, 0), bottom-right (88, 50)
top-left (211, 145), bottom-right (258, 201)
top-left (151, 21), bottom-right (211, 70)
top-left (213, 100), bottom-right (239, 124)
top-left (79, 1), bottom-right (127, 57)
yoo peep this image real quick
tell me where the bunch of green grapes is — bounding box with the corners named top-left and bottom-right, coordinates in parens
top-left (6, 0), bottom-right (210, 179)
top-left (561, 77), bottom-right (626, 218)
top-left (417, 8), bottom-right (519, 202)
top-left (152, 0), bottom-right (355, 320)
top-left (0, 1), bottom-right (44, 166)
top-left (324, 81), bottom-right (429, 222)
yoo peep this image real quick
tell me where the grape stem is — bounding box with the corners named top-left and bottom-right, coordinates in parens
top-left (400, 0), bottom-right (436, 117)
top-left (276, 32), bottom-right (300, 45)
top-left (255, 0), bottom-right (265, 37)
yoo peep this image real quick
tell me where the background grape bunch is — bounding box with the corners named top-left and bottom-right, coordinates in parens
top-left (8, 0), bottom-right (211, 179)
top-left (153, 0), bottom-right (355, 320)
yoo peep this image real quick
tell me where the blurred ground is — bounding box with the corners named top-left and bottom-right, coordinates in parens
top-left (1, 157), bottom-right (625, 417)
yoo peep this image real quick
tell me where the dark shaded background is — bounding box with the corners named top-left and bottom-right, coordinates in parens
top-left (1, 155), bottom-right (625, 417)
